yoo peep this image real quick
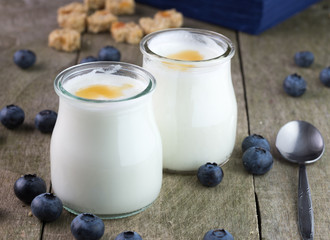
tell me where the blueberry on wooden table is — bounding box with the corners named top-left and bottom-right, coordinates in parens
top-left (71, 213), bottom-right (105, 240)
top-left (0, 104), bottom-right (25, 129)
top-left (197, 162), bottom-right (224, 187)
top-left (283, 73), bottom-right (307, 97)
top-left (98, 46), bottom-right (121, 61)
top-left (14, 174), bottom-right (47, 204)
top-left (319, 66), bottom-right (330, 87)
top-left (34, 110), bottom-right (57, 133)
top-left (13, 49), bottom-right (36, 69)
top-left (241, 134), bottom-right (270, 152)
top-left (80, 56), bottom-right (98, 64)
top-left (115, 231), bottom-right (143, 240)
top-left (31, 193), bottom-right (63, 222)
top-left (294, 51), bottom-right (314, 68)
top-left (203, 229), bottom-right (234, 240)
top-left (242, 147), bottom-right (273, 175)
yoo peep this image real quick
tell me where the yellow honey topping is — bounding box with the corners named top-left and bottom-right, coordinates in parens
top-left (163, 50), bottom-right (204, 71)
top-left (75, 83), bottom-right (133, 100)
top-left (167, 50), bottom-right (204, 61)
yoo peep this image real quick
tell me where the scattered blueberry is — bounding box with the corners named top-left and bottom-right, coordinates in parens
top-left (115, 231), bottom-right (143, 240)
top-left (34, 110), bottom-right (57, 133)
top-left (80, 56), bottom-right (98, 64)
top-left (197, 162), bottom-right (224, 187)
top-left (13, 49), bottom-right (36, 69)
top-left (0, 104), bottom-right (25, 129)
top-left (203, 229), bottom-right (234, 240)
top-left (319, 66), bottom-right (330, 87)
top-left (241, 134), bottom-right (270, 152)
top-left (14, 174), bottom-right (47, 204)
top-left (283, 73), bottom-right (307, 97)
top-left (31, 193), bottom-right (63, 222)
top-left (98, 46), bottom-right (121, 61)
top-left (294, 51), bottom-right (314, 68)
top-left (71, 213), bottom-right (105, 240)
top-left (242, 147), bottom-right (273, 175)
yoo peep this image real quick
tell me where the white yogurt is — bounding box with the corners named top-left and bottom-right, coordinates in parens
top-left (64, 67), bottom-right (146, 100)
top-left (51, 63), bottom-right (162, 218)
top-left (140, 29), bottom-right (237, 172)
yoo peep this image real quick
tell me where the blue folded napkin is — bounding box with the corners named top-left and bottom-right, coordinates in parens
top-left (136, 0), bottom-right (320, 34)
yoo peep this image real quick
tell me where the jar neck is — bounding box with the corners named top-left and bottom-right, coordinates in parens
top-left (58, 92), bottom-right (153, 113)
top-left (140, 28), bottom-right (235, 68)
top-left (54, 62), bottom-right (156, 105)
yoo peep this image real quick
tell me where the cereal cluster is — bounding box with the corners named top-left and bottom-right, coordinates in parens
top-left (48, 0), bottom-right (184, 52)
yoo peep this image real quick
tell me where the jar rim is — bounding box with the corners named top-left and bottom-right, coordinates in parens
top-left (54, 62), bottom-right (156, 103)
top-left (140, 28), bottom-right (235, 65)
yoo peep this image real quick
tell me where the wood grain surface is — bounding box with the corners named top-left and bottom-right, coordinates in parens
top-left (239, 2), bottom-right (330, 239)
top-left (0, 0), bottom-right (329, 239)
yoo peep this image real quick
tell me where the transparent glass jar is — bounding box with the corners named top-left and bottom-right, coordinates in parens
top-left (51, 62), bottom-right (162, 219)
top-left (140, 28), bottom-right (236, 172)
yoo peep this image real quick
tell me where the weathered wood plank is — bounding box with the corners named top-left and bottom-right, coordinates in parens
top-left (240, 1), bottom-right (330, 239)
top-left (41, 3), bottom-right (256, 240)
top-left (0, 0), bottom-right (78, 239)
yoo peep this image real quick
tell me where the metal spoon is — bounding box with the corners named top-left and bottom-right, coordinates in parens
top-left (275, 120), bottom-right (325, 240)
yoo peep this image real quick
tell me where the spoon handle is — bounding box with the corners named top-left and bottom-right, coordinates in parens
top-left (298, 164), bottom-right (314, 240)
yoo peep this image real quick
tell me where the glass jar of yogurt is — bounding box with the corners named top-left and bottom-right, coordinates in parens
top-left (51, 62), bottom-right (162, 219)
top-left (140, 28), bottom-right (236, 172)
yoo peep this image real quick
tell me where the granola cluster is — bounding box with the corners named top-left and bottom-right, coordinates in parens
top-left (48, 0), bottom-right (184, 52)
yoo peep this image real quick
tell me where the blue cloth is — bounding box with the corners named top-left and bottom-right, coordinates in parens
top-left (136, 0), bottom-right (320, 34)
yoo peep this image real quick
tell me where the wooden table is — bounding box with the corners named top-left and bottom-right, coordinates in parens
top-left (0, 1), bottom-right (329, 239)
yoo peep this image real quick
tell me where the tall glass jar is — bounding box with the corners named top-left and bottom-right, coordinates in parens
top-left (51, 62), bottom-right (162, 219)
top-left (140, 28), bottom-right (236, 172)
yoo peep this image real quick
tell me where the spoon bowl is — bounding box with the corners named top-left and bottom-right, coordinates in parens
top-left (276, 120), bottom-right (325, 240)
top-left (276, 120), bottom-right (325, 164)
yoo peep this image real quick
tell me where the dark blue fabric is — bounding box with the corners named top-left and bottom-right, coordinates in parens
top-left (136, 0), bottom-right (320, 34)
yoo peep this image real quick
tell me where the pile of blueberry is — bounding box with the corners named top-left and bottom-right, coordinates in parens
top-left (0, 105), bottom-right (57, 133)
top-left (80, 45), bottom-right (121, 64)
top-left (13, 174), bottom-right (144, 240)
top-left (195, 135), bottom-right (272, 239)
top-left (197, 134), bottom-right (274, 180)
top-left (241, 134), bottom-right (273, 175)
top-left (13, 46), bottom-right (121, 69)
top-left (14, 173), bottom-right (234, 240)
top-left (14, 174), bottom-right (63, 223)
top-left (283, 51), bottom-right (330, 97)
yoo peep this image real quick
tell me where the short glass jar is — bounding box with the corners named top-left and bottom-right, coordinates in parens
top-left (51, 62), bottom-right (162, 219)
top-left (140, 28), bottom-right (237, 172)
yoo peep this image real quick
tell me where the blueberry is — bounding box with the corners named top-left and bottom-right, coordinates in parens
top-left (115, 231), bottom-right (143, 240)
top-left (294, 51), bottom-right (314, 68)
top-left (80, 56), bottom-right (98, 64)
top-left (203, 229), bottom-right (234, 240)
top-left (14, 174), bottom-right (47, 204)
top-left (0, 104), bottom-right (25, 129)
top-left (197, 162), bottom-right (223, 187)
top-left (98, 46), bottom-right (121, 61)
top-left (31, 193), bottom-right (63, 222)
top-left (242, 147), bottom-right (273, 175)
top-left (13, 49), bottom-right (36, 69)
top-left (241, 134), bottom-right (270, 152)
top-left (319, 66), bottom-right (330, 87)
top-left (35, 110), bottom-right (57, 133)
top-left (71, 213), bottom-right (105, 240)
top-left (283, 73), bottom-right (307, 97)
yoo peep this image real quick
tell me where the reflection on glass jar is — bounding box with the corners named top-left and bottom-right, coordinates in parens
top-left (140, 28), bottom-right (237, 172)
top-left (51, 62), bottom-right (162, 219)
